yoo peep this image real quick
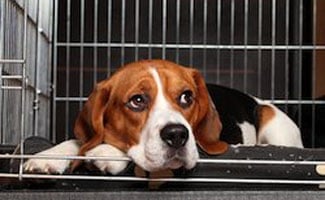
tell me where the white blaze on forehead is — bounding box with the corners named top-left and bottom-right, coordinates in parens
top-left (149, 67), bottom-right (170, 109)
top-left (127, 67), bottom-right (199, 171)
top-left (148, 67), bottom-right (189, 124)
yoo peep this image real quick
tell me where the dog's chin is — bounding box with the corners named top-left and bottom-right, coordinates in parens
top-left (134, 159), bottom-right (185, 172)
top-left (133, 156), bottom-right (196, 172)
top-left (164, 158), bottom-right (184, 169)
top-left (128, 145), bottom-right (199, 172)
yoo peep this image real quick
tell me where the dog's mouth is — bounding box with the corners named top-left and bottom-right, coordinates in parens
top-left (163, 148), bottom-right (189, 169)
top-left (127, 128), bottom-right (199, 172)
top-left (134, 147), bottom-right (195, 171)
top-left (164, 158), bottom-right (184, 169)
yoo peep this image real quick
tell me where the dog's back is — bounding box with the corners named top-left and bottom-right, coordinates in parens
top-left (207, 84), bottom-right (303, 148)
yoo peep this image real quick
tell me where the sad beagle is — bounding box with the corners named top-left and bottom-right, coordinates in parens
top-left (24, 59), bottom-right (303, 175)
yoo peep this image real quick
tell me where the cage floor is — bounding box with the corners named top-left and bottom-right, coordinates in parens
top-left (1, 137), bottom-right (325, 193)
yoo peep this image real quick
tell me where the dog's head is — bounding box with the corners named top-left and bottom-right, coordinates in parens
top-left (74, 60), bottom-right (228, 172)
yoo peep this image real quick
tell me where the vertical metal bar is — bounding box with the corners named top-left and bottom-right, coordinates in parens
top-left (230, 0), bottom-right (235, 88)
top-left (271, 0), bottom-right (276, 101)
top-left (79, 0), bottom-right (85, 109)
top-left (243, 0), bottom-right (248, 93)
top-left (19, 0), bottom-right (28, 181)
top-left (107, 0), bottom-right (112, 75)
top-left (65, 0), bottom-right (71, 140)
top-left (189, 0), bottom-right (194, 66)
top-left (0, 68), bottom-right (2, 144)
top-left (0, 67), bottom-right (2, 144)
top-left (216, 0), bottom-right (221, 84)
top-left (6, 0), bottom-right (10, 65)
top-left (203, 0), bottom-right (207, 77)
top-left (135, 0), bottom-right (139, 61)
top-left (297, 0), bottom-right (303, 129)
top-left (284, 0), bottom-right (290, 112)
top-left (175, 0), bottom-right (180, 64)
top-left (162, 0), bottom-right (167, 59)
top-left (148, 0), bottom-right (152, 59)
top-left (257, 0), bottom-right (263, 97)
top-left (3, 1), bottom-right (10, 143)
top-left (0, 0), bottom-right (4, 57)
top-left (0, 0), bottom-right (5, 144)
top-left (311, 0), bottom-right (317, 147)
top-left (52, 0), bottom-right (59, 142)
top-left (33, 0), bottom-right (41, 137)
top-left (121, 0), bottom-right (125, 66)
top-left (48, 0), bottom-right (54, 140)
top-left (94, 0), bottom-right (98, 84)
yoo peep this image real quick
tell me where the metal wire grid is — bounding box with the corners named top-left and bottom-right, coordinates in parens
top-left (0, 0), bottom-right (52, 179)
top-left (0, 0), bottom-right (325, 186)
top-left (40, 0), bottom-right (325, 185)
top-left (53, 0), bottom-right (325, 146)
top-left (0, 0), bottom-right (52, 145)
top-left (0, 0), bottom-right (28, 180)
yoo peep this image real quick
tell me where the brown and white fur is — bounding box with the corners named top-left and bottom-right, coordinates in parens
top-left (24, 60), bottom-right (303, 175)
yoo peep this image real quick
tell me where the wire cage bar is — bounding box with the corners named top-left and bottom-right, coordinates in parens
top-left (1, 0), bottom-right (325, 190)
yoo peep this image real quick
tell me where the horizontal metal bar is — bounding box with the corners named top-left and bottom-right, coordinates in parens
top-left (266, 100), bottom-right (325, 105)
top-left (1, 86), bottom-right (22, 90)
top-left (1, 75), bottom-right (23, 79)
top-left (0, 173), bottom-right (324, 185)
top-left (55, 97), bottom-right (88, 101)
top-left (1, 154), bottom-right (325, 166)
top-left (54, 97), bottom-right (325, 105)
top-left (199, 158), bottom-right (325, 165)
top-left (0, 154), bottom-right (132, 162)
top-left (55, 42), bottom-right (325, 50)
top-left (0, 59), bottom-right (25, 64)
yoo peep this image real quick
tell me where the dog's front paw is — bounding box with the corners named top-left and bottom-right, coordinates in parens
top-left (85, 144), bottom-right (129, 175)
top-left (23, 139), bottom-right (80, 174)
top-left (23, 156), bottom-right (70, 174)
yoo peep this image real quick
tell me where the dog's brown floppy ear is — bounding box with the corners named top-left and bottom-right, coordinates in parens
top-left (72, 81), bottom-right (111, 169)
top-left (191, 69), bottom-right (228, 155)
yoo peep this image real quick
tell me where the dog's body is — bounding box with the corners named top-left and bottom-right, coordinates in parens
top-left (208, 84), bottom-right (302, 147)
top-left (24, 60), bottom-right (303, 175)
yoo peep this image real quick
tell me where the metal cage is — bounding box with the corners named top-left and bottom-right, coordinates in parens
top-left (1, 0), bottom-right (325, 193)
top-left (53, 0), bottom-right (325, 148)
top-left (0, 1), bottom-right (52, 146)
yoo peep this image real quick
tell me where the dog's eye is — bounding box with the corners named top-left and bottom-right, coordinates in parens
top-left (127, 94), bottom-right (149, 112)
top-left (178, 90), bottom-right (193, 108)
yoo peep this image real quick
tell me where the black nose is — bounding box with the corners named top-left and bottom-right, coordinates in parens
top-left (160, 124), bottom-right (189, 149)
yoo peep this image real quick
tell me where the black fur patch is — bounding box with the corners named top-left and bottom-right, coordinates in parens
top-left (207, 84), bottom-right (259, 144)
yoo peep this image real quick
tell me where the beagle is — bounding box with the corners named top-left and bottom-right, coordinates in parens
top-left (24, 59), bottom-right (303, 175)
